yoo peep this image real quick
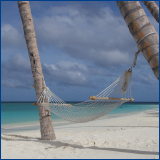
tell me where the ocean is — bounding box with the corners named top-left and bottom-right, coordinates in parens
top-left (1, 102), bottom-right (158, 125)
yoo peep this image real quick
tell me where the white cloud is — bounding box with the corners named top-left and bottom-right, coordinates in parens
top-left (35, 5), bottom-right (135, 68)
top-left (2, 24), bottom-right (23, 48)
top-left (2, 54), bottom-right (94, 88)
top-left (43, 61), bottom-right (90, 86)
top-left (2, 54), bottom-right (32, 89)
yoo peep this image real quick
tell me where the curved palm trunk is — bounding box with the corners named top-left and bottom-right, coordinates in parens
top-left (117, 1), bottom-right (159, 79)
top-left (18, 1), bottom-right (56, 140)
top-left (143, 1), bottom-right (159, 23)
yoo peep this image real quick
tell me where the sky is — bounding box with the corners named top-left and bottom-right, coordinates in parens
top-left (1, 1), bottom-right (159, 102)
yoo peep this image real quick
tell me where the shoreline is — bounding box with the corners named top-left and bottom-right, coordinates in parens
top-left (2, 103), bottom-right (158, 128)
top-left (2, 108), bottom-right (159, 159)
top-left (2, 107), bottom-right (158, 128)
top-left (2, 108), bottom-right (158, 133)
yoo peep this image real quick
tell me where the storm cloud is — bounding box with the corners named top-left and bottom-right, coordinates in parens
top-left (36, 4), bottom-right (134, 68)
top-left (1, 1), bottom-right (158, 101)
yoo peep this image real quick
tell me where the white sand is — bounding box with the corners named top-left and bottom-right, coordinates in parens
top-left (2, 109), bottom-right (159, 159)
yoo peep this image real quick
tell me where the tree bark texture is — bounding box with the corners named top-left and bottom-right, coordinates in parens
top-left (18, 1), bottom-right (56, 140)
top-left (117, 1), bottom-right (159, 79)
top-left (143, 1), bottom-right (159, 23)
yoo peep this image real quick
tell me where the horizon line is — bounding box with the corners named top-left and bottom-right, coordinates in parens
top-left (1, 101), bottom-right (159, 104)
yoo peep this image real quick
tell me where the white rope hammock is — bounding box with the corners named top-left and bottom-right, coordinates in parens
top-left (36, 67), bottom-right (134, 123)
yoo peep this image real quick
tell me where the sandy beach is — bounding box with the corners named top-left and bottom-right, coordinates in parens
top-left (2, 109), bottom-right (159, 159)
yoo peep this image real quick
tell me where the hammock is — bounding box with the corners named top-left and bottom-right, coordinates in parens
top-left (36, 68), bottom-right (134, 123)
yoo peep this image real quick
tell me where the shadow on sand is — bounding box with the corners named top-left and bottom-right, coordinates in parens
top-left (2, 134), bottom-right (158, 156)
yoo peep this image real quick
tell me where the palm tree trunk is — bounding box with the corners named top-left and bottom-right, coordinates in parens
top-left (143, 1), bottom-right (159, 23)
top-left (117, 1), bottom-right (159, 79)
top-left (17, 1), bottom-right (56, 140)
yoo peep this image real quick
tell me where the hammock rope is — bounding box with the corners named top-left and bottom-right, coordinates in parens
top-left (36, 51), bottom-right (139, 123)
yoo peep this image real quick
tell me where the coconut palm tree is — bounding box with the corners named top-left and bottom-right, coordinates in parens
top-left (17, 1), bottom-right (56, 140)
top-left (117, 1), bottom-right (159, 79)
top-left (143, 1), bottom-right (159, 23)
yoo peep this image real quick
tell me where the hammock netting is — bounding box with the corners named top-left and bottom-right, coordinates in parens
top-left (37, 69), bottom-right (133, 123)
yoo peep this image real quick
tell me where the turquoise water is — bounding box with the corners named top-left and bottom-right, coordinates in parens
top-left (1, 103), bottom-right (158, 125)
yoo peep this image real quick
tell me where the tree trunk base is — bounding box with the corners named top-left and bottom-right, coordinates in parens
top-left (39, 106), bottom-right (56, 140)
